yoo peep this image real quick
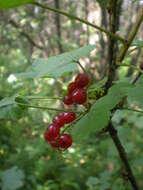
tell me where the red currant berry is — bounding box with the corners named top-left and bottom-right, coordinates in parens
top-left (59, 112), bottom-right (65, 117)
top-left (63, 112), bottom-right (76, 123)
top-left (53, 114), bottom-right (65, 128)
top-left (63, 94), bottom-right (74, 105)
top-left (75, 73), bottom-right (89, 88)
top-left (59, 134), bottom-right (72, 149)
top-left (49, 140), bottom-right (59, 148)
top-left (68, 82), bottom-right (77, 94)
top-left (44, 124), bottom-right (60, 142)
top-left (72, 88), bottom-right (87, 104)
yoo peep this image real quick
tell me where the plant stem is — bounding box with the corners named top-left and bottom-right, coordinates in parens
top-left (104, 2), bottom-right (139, 189)
top-left (61, 114), bottom-right (84, 134)
top-left (105, 0), bottom-right (119, 91)
top-left (76, 61), bottom-right (87, 73)
top-left (121, 107), bottom-right (143, 115)
top-left (128, 47), bottom-right (140, 55)
top-left (32, 2), bottom-right (126, 44)
top-left (108, 122), bottom-right (139, 190)
top-left (17, 102), bottom-right (83, 114)
top-left (116, 5), bottom-right (143, 64)
top-left (118, 64), bottom-right (143, 74)
top-left (21, 96), bottom-right (63, 100)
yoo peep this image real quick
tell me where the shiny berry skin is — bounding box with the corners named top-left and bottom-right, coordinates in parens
top-left (63, 94), bottom-right (74, 105)
top-left (44, 124), bottom-right (60, 141)
top-left (63, 112), bottom-right (76, 124)
top-left (59, 134), bottom-right (72, 149)
top-left (68, 82), bottom-right (77, 94)
top-left (53, 114), bottom-right (65, 128)
top-left (75, 73), bottom-right (89, 88)
top-left (49, 140), bottom-right (59, 148)
top-left (72, 88), bottom-right (87, 104)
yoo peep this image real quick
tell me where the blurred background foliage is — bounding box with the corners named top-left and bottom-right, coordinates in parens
top-left (0, 0), bottom-right (143, 190)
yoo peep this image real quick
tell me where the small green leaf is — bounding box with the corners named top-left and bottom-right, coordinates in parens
top-left (0, 96), bottom-right (28, 120)
top-left (15, 45), bottom-right (96, 79)
top-left (2, 166), bottom-right (25, 190)
top-left (0, 0), bottom-right (34, 9)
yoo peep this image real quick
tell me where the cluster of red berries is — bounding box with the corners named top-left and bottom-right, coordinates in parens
top-left (44, 73), bottom-right (89, 150)
top-left (63, 73), bottom-right (89, 105)
top-left (44, 112), bottom-right (76, 149)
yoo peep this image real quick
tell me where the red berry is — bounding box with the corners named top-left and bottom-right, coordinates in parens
top-left (75, 73), bottom-right (89, 88)
top-left (53, 114), bottom-right (65, 128)
top-left (72, 88), bottom-right (87, 104)
top-left (68, 82), bottom-right (77, 94)
top-left (49, 140), bottom-right (60, 148)
top-left (59, 134), bottom-right (72, 149)
top-left (63, 112), bottom-right (76, 124)
top-left (63, 94), bottom-right (74, 105)
top-left (44, 124), bottom-right (60, 142)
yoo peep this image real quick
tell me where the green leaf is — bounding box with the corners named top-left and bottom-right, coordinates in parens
top-left (0, 96), bottom-right (28, 120)
top-left (0, 97), bottom-right (15, 107)
top-left (15, 45), bottom-right (96, 79)
top-left (127, 75), bottom-right (143, 106)
top-left (132, 40), bottom-right (143, 48)
top-left (86, 176), bottom-right (99, 188)
top-left (1, 166), bottom-right (25, 190)
top-left (0, 0), bottom-right (34, 9)
top-left (72, 82), bottom-right (133, 141)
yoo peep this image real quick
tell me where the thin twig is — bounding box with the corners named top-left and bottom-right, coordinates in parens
top-left (32, 2), bottom-right (126, 44)
top-left (20, 95), bottom-right (63, 100)
top-left (76, 61), bottom-right (87, 73)
top-left (17, 102), bottom-right (83, 114)
top-left (121, 107), bottom-right (143, 115)
top-left (104, 0), bottom-right (118, 92)
top-left (9, 19), bottom-right (44, 50)
top-left (108, 122), bottom-right (139, 190)
top-left (116, 5), bottom-right (143, 64)
top-left (118, 64), bottom-right (143, 74)
top-left (127, 47), bottom-right (141, 55)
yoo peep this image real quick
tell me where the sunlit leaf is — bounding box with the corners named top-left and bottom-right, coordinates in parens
top-left (15, 44), bottom-right (96, 79)
top-left (0, 0), bottom-right (34, 9)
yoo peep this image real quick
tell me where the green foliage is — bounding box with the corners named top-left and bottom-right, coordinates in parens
top-left (72, 82), bottom-right (133, 140)
top-left (0, 97), bottom-right (15, 107)
top-left (0, 2), bottom-right (143, 190)
top-left (86, 176), bottom-right (99, 188)
top-left (132, 40), bottom-right (143, 48)
top-left (0, 0), bottom-right (34, 9)
top-left (1, 166), bottom-right (25, 190)
top-left (127, 76), bottom-right (143, 107)
top-left (15, 45), bottom-right (96, 79)
top-left (0, 96), bottom-right (27, 120)
top-left (86, 171), bottom-right (112, 189)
